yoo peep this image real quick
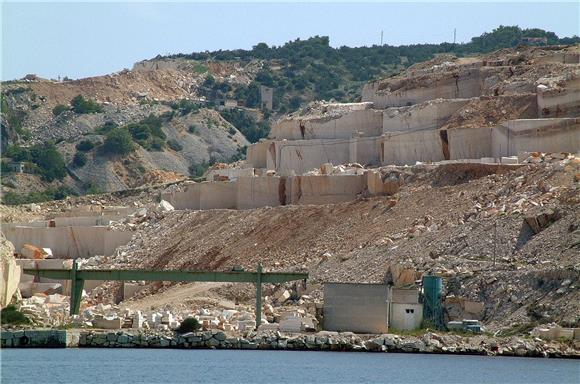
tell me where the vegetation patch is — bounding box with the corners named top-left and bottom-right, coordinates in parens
top-left (76, 139), bottom-right (95, 152)
top-left (126, 114), bottom-right (166, 151)
top-left (52, 104), bottom-right (69, 116)
top-left (103, 128), bottom-right (135, 155)
top-left (1, 305), bottom-right (31, 325)
top-left (4, 143), bottom-right (67, 181)
top-left (72, 151), bottom-right (87, 167)
top-left (176, 317), bottom-right (201, 333)
top-left (220, 109), bottom-right (270, 143)
top-left (2, 186), bottom-right (77, 205)
top-left (70, 95), bottom-right (103, 114)
top-left (167, 139), bottom-right (183, 151)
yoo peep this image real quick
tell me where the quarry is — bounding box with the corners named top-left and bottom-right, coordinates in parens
top-left (1, 44), bottom-right (579, 357)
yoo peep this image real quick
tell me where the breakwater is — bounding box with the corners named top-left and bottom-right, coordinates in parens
top-left (2, 329), bottom-right (579, 358)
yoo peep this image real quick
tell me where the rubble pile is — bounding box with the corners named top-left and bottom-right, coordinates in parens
top-left (17, 294), bottom-right (69, 327)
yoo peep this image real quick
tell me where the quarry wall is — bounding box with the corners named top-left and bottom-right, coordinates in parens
top-left (382, 130), bottom-right (445, 165)
top-left (162, 174), bottom-right (375, 211)
top-left (362, 67), bottom-right (497, 108)
top-left (491, 118), bottom-right (580, 158)
top-left (537, 77), bottom-right (580, 118)
top-left (2, 226), bottom-right (132, 259)
top-left (246, 140), bottom-right (271, 169)
top-left (447, 126), bottom-right (493, 160)
top-left (271, 108), bottom-right (383, 140)
top-left (383, 99), bottom-right (470, 133)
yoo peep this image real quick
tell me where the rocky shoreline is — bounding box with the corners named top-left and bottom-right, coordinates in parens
top-left (2, 329), bottom-right (578, 358)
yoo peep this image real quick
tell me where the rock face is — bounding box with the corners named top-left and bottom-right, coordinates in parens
top-left (2, 329), bottom-right (578, 358)
top-left (0, 234), bottom-right (20, 308)
top-left (1, 70), bottom-right (250, 195)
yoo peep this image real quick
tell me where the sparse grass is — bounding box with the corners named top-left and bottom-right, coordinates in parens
top-left (498, 322), bottom-right (537, 337)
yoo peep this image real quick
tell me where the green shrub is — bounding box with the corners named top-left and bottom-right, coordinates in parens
top-left (203, 75), bottom-right (215, 88)
top-left (160, 111), bottom-right (175, 121)
top-left (125, 114), bottom-right (166, 150)
top-left (1, 160), bottom-right (13, 174)
top-left (0, 305), bottom-right (31, 325)
top-left (2, 186), bottom-right (76, 205)
top-left (72, 152), bottom-right (87, 167)
top-left (228, 127), bottom-right (237, 135)
top-left (75, 140), bottom-right (95, 152)
top-left (52, 104), bottom-right (69, 116)
top-left (70, 95), bottom-right (103, 114)
top-left (95, 121), bottom-right (118, 135)
top-left (192, 63), bottom-right (208, 74)
top-left (128, 123), bottom-right (151, 141)
top-left (188, 124), bottom-right (198, 134)
top-left (149, 137), bottom-right (165, 151)
top-left (173, 99), bottom-right (200, 116)
top-left (29, 143), bottom-right (67, 181)
top-left (176, 317), bottom-right (201, 333)
top-left (85, 183), bottom-right (103, 195)
top-left (220, 109), bottom-right (270, 143)
top-left (167, 139), bottom-right (183, 151)
top-left (5, 144), bottom-right (31, 162)
top-left (189, 161), bottom-right (209, 178)
top-left (103, 128), bottom-right (134, 155)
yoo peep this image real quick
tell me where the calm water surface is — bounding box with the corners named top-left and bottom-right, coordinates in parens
top-left (1, 349), bottom-right (578, 384)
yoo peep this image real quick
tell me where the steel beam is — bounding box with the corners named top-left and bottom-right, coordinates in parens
top-left (255, 263), bottom-right (263, 328)
top-left (22, 263), bottom-right (308, 329)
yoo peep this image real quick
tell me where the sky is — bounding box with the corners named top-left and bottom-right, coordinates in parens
top-left (1, 1), bottom-right (579, 80)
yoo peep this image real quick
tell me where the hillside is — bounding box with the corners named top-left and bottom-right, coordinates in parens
top-left (75, 155), bottom-right (580, 331)
top-left (1, 25), bottom-right (578, 204)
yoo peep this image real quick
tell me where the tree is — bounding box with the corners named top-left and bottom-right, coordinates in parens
top-left (52, 104), bottom-right (69, 116)
top-left (70, 95), bottom-right (103, 114)
top-left (289, 96), bottom-right (302, 110)
top-left (244, 83), bottom-right (261, 108)
top-left (176, 317), bottom-right (201, 333)
top-left (72, 152), bottom-right (87, 167)
top-left (103, 128), bottom-right (134, 155)
top-left (29, 143), bottom-right (67, 181)
top-left (76, 140), bottom-right (95, 152)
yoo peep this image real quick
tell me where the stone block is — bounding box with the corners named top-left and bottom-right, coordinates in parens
top-left (274, 289), bottom-right (291, 304)
top-left (93, 317), bottom-right (122, 330)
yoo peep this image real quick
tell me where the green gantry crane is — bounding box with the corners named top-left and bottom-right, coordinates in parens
top-left (23, 262), bottom-right (308, 329)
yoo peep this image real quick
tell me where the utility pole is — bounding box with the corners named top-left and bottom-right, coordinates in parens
top-left (381, 30), bottom-right (384, 46)
top-left (453, 28), bottom-right (457, 44)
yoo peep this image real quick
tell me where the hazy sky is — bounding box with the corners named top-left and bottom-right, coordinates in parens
top-left (2, 1), bottom-right (579, 80)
